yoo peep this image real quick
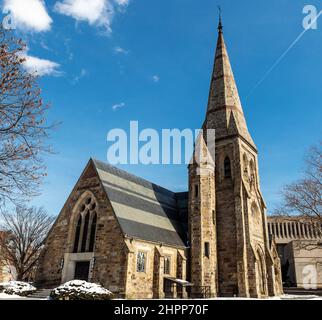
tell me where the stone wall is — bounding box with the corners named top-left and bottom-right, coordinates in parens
top-left (36, 161), bottom-right (188, 298)
top-left (284, 240), bottom-right (322, 288)
top-left (188, 133), bottom-right (217, 298)
top-left (268, 216), bottom-right (322, 289)
top-left (36, 162), bottom-right (128, 295)
top-left (0, 232), bottom-right (15, 282)
top-left (215, 141), bottom-right (239, 296)
top-left (0, 263), bottom-right (8, 282)
top-left (0, 264), bottom-right (15, 282)
top-left (124, 239), bottom-right (187, 299)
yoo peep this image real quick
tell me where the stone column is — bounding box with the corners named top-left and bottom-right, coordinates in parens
top-left (297, 222), bottom-right (302, 238)
top-left (124, 240), bottom-right (135, 299)
top-left (307, 224), bottom-right (311, 239)
top-left (313, 223), bottom-right (318, 238)
top-left (177, 251), bottom-right (188, 299)
top-left (301, 223), bottom-right (307, 239)
top-left (291, 222), bottom-right (295, 238)
top-left (268, 223), bottom-right (272, 236)
top-left (289, 223), bottom-right (293, 238)
top-left (153, 247), bottom-right (165, 299)
top-left (273, 223), bottom-right (277, 238)
top-left (285, 223), bottom-right (289, 239)
top-left (280, 222), bottom-right (284, 238)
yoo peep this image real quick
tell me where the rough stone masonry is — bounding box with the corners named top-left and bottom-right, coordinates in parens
top-left (35, 18), bottom-right (283, 299)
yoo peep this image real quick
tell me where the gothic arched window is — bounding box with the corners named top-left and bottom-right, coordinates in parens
top-left (249, 160), bottom-right (255, 175)
top-left (164, 256), bottom-right (171, 275)
top-left (249, 160), bottom-right (256, 187)
top-left (224, 157), bottom-right (232, 178)
top-left (73, 195), bottom-right (98, 253)
top-left (243, 154), bottom-right (248, 176)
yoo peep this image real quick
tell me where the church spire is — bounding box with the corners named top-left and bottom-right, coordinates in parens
top-left (206, 15), bottom-right (256, 149)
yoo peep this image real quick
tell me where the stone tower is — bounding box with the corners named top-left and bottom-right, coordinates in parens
top-left (189, 17), bottom-right (281, 298)
top-left (188, 130), bottom-right (217, 298)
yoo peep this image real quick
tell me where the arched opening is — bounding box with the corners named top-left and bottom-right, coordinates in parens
top-left (243, 154), bottom-right (248, 176)
top-left (88, 213), bottom-right (97, 252)
top-left (73, 215), bottom-right (82, 253)
top-left (256, 248), bottom-right (267, 296)
top-left (72, 194), bottom-right (98, 254)
top-left (224, 157), bottom-right (232, 178)
top-left (249, 159), bottom-right (254, 173)
top-left (81, 211), bottom-right (90, 252)
top-left (249, 160), bottom-right (256, 188)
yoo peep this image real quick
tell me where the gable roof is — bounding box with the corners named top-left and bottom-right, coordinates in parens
top-left (92, 159), bottom-right (189, 248)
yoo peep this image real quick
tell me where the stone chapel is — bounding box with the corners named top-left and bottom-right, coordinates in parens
top-left (35, 18), bottom-right (283, 299)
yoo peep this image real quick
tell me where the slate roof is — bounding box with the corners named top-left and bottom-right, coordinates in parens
top-left (92, 159), bottom-right (189, 248)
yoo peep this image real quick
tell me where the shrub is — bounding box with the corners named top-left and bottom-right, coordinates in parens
top-left (0, 281), bottom-right (36, 296)
top-left (50, 280), bottom-right (113, 300)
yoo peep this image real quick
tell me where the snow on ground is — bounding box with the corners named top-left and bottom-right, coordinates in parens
top-left (270, 294), bottom-right (322, 300)
top-left (0, 293), bottom-right (26, 300)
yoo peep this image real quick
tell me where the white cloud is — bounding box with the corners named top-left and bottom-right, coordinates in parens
top-left (3, 0), bottom-right (52, 32)
top-left (114, 0), bottom-right (129, 6)
top-left (40, 40), bottom-right (50, 51)
top-left (54, 0), bottom-right (115, 33)
top-left (152, 75), bottom-right (160, 83)
top-left (114, 46), bottom-right (128, 54)
top-left (21, 51), bottom-right (61, 77)
top-left (54, 0), bottom-right (130, 33)
top-left (72, 68), bottom-right (87, 84)
top-left (112, 102), bottom-right (125, 111)
top-left (63, 38), bottom-right (74, 61)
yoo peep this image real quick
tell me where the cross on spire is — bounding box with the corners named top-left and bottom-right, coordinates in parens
top-left (218, 6), bottom-right (223, 32)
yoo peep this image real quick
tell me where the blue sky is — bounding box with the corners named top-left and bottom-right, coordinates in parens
top-left (2, 0), bottom-right (322, 216)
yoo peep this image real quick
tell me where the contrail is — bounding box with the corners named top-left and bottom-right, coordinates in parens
top-left (246, 10), bottom-right (322, 99)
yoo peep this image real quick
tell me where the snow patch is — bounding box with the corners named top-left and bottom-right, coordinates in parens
top-left (270, 294), bottom-right (322, 300)
top-left (0, 281), bottom-right (36, 296)
top-left (0, 292), bottom-right (26, 299)
top-left (50, 280), bottom-right (113, 300)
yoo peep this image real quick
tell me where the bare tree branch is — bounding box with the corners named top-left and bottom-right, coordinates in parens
top-left (275, 141), bottom-right (322, 239)
top-left (0, 26), bottom-right (55, 207)
top-left (0, 206), bottom-right (54, 281)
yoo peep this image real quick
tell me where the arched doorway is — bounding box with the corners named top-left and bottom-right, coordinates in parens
top-left (61, 191), bottom-right (98, 284)
top-left (256, 248), bottom-right (267, 297)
